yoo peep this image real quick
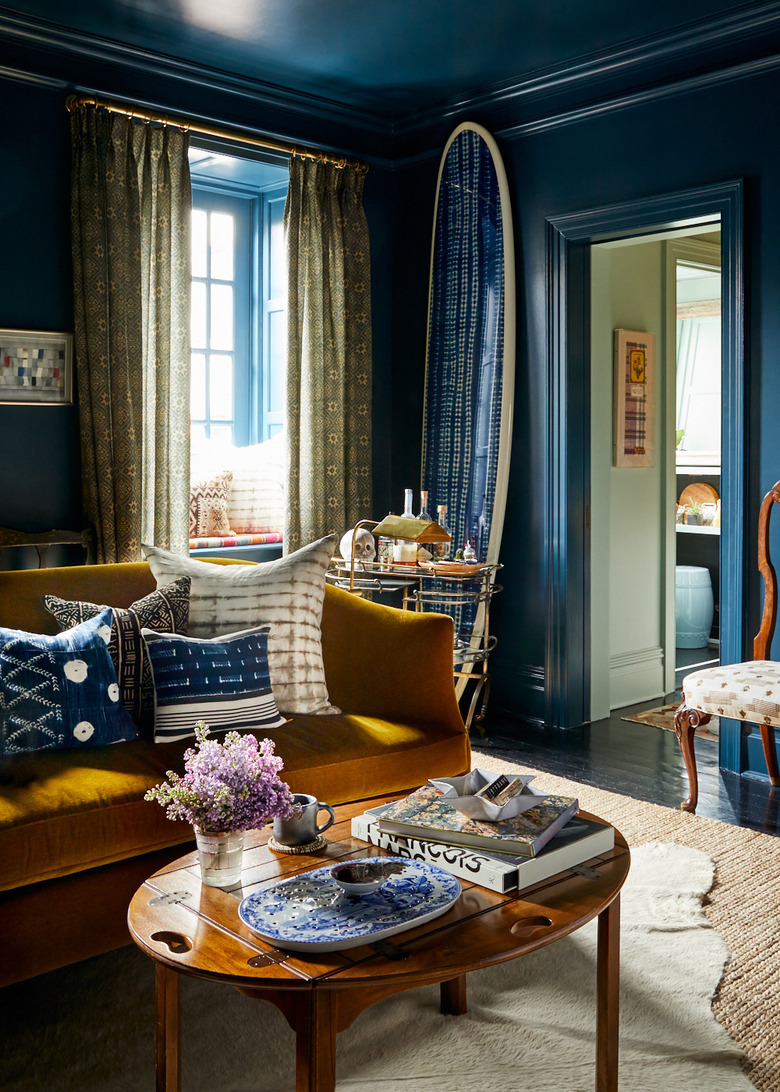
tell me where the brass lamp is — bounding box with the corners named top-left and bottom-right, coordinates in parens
top-left (340, 516), bottom-right (451, 592)
top-left (371, 515), bottom-right (450, 544)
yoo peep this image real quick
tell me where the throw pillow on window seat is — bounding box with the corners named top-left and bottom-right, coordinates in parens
top-left (142, 625), bottom-right (287, 743)
top-left (0, 608), bottom-right (138, 756)
top-left (42, 577), bottom-right (191, 736)
top-left (190, 469), bottom-right (235, 538)
top-left (190, 433), bottom-right (285, 535)
top-left (143, 534), bottom-right (339, 716)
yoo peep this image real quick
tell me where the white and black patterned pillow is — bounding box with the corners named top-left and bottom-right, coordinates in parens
top-left (0, 609), bottom-right (138, 755)
top-left (190, 470), bottom-right (234, 537)
top-left (143, 536), bottom-right (339, 715)
top-left (43, 577), bottom-right (191, 736)
top-left (143, 625), bottom-right (287, 743)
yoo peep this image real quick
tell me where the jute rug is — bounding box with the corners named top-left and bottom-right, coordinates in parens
top-left (474, 755), bottom-right (779, 1092)
top-left (1, 763), bottom-right (775, 1091)
top-left (621, 700), bottom-right (719, 740)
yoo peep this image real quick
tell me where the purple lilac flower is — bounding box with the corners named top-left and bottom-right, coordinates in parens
top-left (144, 722), bottom-right (295, 833)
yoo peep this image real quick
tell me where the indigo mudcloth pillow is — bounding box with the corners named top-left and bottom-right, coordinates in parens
top-left (43, 577), bottom-right (191, 737)
top-left (143, 535), bottom-right (339, 715)
top-left (0, 608), bottom-right (138, 756)
top-left (142, 624), bottom-right (287, 743)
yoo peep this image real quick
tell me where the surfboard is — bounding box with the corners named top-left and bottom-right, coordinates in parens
top-left (422, 121), bottom-right (514, 568)
top-left (421, 122), bottom-right (515, 706)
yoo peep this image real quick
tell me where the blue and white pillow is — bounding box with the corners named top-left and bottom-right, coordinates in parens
top-left (0, 608), bottom-right (139, 756)
top-left (142, 625), bottom-right (287, 744)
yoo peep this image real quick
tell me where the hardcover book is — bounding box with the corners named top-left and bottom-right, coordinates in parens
top-left (352, 805), bottom-right (614, 893)
top-left (376, 784), bottom-right (579, 857)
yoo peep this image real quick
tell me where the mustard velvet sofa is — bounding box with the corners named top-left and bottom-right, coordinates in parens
top-left (0, 560), bottom-right (470, 986)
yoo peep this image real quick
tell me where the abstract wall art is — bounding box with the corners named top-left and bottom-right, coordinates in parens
top-left (0, 329), bottom-right (73, 405)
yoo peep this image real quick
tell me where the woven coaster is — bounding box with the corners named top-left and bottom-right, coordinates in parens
top-left (268, 834), bottom-right (327, 854)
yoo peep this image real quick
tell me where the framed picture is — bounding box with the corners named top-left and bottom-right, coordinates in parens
top-left (613, 328), bottom-right (655, 468)
top-left (0, 329), bottom-right (73, 405)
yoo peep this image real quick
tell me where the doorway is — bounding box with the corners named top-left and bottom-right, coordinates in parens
top-left (589, 227), bottom-right (722, 720)
top-left (545, 180), bottom-right (745, 775)
top-left (670, 237), bottom-right (722, 695)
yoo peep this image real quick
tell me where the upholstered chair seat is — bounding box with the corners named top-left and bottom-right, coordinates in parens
top-left (682, 662), bottom-right (780, 727)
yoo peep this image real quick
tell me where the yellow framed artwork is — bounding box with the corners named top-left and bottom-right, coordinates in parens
top-left (613, 328), bottom-right (654, 468)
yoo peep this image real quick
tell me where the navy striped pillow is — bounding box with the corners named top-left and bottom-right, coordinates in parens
top-left (142, 625), bottom-right (287, 744)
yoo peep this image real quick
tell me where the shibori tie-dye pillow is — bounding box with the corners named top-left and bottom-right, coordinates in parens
top-left (0, 608), bottom-right (138, 756)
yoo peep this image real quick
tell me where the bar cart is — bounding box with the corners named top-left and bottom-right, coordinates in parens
top-left (327, 536), bottom-right (502, 731)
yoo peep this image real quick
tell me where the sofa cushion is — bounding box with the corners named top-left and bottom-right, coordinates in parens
top-left (0, 711), bottom-right (470, 892)
top-left (143, 536), bottom-right (339, 715)
top-left (143, 625), bottom-right (287, 743)
top-left (190, 470), bottom-right (234, 537)
top-left (43, 577), bottom-right (191, 736)
top-left (0, 609), bottom-right (138, 756)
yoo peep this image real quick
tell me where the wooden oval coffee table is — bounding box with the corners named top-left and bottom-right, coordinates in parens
top-left (128, 796), bottom-right (629, 1092)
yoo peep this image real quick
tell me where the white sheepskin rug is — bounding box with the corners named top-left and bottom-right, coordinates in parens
top-left (0, 843), bottom-right (755, 1091)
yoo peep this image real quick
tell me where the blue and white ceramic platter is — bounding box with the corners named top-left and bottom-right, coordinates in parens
top-left (238, 857), bottom-right (461, 952)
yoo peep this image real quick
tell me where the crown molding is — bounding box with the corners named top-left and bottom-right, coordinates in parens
top-left (0, 62), bottom-right (67, 90)
top-left (494, 49), bottom-right (780, 143)
top-left (0, 9), bottom-right (395, 148)
top-left (394, 0), bottom-right (780, 143)
top-left (3, 2), bottom-right (780, 164)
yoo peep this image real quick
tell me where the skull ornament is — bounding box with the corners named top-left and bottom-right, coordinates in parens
top-left (339, 527), bottom-right (376, 566)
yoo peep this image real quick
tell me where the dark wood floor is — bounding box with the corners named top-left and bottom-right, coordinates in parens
top-left (472, 702), bottom-right (780, 837)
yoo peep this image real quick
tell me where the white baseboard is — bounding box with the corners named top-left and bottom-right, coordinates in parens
top-left (609, 646), bottom-right (664, 711)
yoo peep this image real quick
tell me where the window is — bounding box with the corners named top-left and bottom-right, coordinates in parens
top-left (189, 148), bottom-right (288, 448)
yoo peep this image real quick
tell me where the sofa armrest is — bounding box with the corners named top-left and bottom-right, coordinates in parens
top-left (320, 584), bottom-right (466, 734)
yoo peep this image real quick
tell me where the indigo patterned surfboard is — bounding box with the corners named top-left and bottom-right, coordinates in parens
top-left (422, 123), bottom-right (514, 570)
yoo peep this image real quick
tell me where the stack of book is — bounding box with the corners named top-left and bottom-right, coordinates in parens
top-left (351, 781), bottom-right (615, 894)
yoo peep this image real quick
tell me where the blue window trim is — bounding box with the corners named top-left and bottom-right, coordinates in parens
top-left (191, 170), bottom-right (288, 445)
top-left (191, 186), bottom-right (253, 445)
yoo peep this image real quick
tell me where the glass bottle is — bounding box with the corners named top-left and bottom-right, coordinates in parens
top-left (402, 488), bottom-right (415, 518)
top-left (377, 513), bottom-right (395, 568)
top-left (434, 504), bottom-right (451, 560)
top-left (416, 490), bottom-right (432, 522)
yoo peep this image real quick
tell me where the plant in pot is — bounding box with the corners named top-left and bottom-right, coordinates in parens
top-left (145, 722), bottom-right (296, 887)
top-left (686, 503), bottom-right (702, 526)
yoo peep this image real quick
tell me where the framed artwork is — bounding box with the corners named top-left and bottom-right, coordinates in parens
top-left (613, 328), bottom-right (654, 468)
top-left (0, 329), bottom-right (73, 405)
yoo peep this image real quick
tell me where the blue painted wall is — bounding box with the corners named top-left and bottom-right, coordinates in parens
top-left (0, 80), bottom-right (81, 537)
top-left (391, 65), bottom-right (780, 745)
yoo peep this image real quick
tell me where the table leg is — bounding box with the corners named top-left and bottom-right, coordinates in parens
top-left (595, 894), bottom-right (620, 1092)
top-left (155, 963), bottom-right (181, 1092)
top-left (293, 990), bottom-right (337, 1092)
top-left (440, 974), bottom-right (468, 1015)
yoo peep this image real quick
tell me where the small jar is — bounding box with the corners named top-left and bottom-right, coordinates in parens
top-left (377, 535), bottom-right (394, 567)
top-left (393, 540), bottom-right (417, 566)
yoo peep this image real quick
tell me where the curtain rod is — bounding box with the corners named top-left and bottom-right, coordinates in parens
top-left (66, 95), bottom-right (368, 174)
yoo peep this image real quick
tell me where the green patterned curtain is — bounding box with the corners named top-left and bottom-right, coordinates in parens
top-left (70, 104), bottom-right (191, 563)
top-left (284, 158), bottom-right (372, 552)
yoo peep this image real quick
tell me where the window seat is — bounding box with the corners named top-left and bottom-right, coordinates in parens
top-left (189, 531), bottom-right (283, 562)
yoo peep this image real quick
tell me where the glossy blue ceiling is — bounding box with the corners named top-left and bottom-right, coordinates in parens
top-left (0, 0), bottom-right (770, 119)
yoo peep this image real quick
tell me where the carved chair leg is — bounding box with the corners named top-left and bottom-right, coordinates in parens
top-left (674, 702), bottom-right (712, 813)
top-left (758, 724), bottom-right (780, 786)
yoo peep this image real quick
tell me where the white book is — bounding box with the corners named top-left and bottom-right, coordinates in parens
top-left (351, 804), bottom-right (615, 894)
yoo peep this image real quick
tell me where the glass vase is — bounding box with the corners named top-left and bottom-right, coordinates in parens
top-left (194, 829), bottom-right (245, 888)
